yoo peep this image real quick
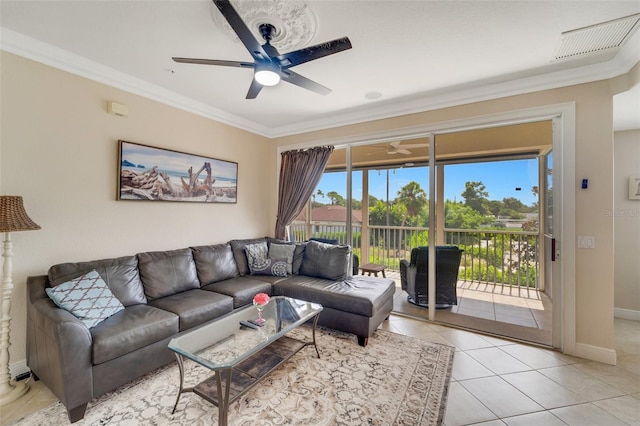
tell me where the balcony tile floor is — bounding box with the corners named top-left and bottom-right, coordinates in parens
top-left (386, 269), bottom-right (552, 338)
top-left (1, 317), bottom-right (638, 425)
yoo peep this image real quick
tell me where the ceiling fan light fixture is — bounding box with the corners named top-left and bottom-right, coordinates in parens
top-left (255, 65), bottom-right (280, 86)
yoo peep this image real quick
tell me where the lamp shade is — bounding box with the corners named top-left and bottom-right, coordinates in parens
top-left (0, 196), bottom-right (41, 232)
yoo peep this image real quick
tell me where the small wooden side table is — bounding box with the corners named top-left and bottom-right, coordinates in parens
top-left (359, 263), bottom-right (386, 278)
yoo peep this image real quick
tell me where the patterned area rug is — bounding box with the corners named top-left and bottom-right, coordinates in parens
top-left (13, 328), bottom-right (454, 425)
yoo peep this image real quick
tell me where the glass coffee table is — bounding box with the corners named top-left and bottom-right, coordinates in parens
top-left (168, 296), bottom-right (322, 425)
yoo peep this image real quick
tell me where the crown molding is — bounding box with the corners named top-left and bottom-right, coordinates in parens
top-left (271, 32), bottom-right (640, 138)
top-left (2, 26), bottom-right (638, 139)
top-left (0, 27), bottom-right (273, 137)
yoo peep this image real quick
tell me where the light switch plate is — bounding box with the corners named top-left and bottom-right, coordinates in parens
top-left (577, 236), bottom-right (595, 248)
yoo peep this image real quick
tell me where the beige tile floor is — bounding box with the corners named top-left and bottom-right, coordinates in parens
top-left (2, 317), bottom-right (639, 425)
top-left (382, 316), bottom-right (640, 426)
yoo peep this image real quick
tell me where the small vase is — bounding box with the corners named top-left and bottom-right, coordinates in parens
top-left (255, 305), bottom-right (265, 325)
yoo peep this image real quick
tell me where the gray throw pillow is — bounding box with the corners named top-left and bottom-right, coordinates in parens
top-left (299, 240), bottom-right (351, 281)
top-left (229, 237), bottom-right (268, 276)
top-left (250, 258), bottom-right (288, 276)
top-left (245, 242), bottom-right (269, 274)
top-left (268, 243), bottom-right (296, 274)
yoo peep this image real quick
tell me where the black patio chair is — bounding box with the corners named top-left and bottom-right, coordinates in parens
top-left (399, 246), bottom-right (463, 308)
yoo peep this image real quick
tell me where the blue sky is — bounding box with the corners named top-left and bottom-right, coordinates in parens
top-left (316, 158), bottom-right (540, 207)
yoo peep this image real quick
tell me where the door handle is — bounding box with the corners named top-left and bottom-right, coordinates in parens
top-left (551, 238), bottom-right (556, 261)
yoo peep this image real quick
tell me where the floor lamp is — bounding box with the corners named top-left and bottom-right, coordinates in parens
top-left (0, 196), bottom-right (40, 405)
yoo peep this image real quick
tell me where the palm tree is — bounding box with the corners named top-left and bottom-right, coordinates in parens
top-left (396, 181), bottom-right (428, 254)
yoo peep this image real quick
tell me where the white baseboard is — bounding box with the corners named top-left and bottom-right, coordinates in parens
top-left (614, 307), bottom-right (640, 321)
top-left (575, 342), bottom-right (617, 365)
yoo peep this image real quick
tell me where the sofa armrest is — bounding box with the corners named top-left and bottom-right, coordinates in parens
top-left (27, 275), bottom-right (93, 421)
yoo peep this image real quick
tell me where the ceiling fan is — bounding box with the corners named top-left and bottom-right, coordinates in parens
top-left (172, 0), bottom-right (352, 99)
top-left (385, 141), bottom-right (430, 155)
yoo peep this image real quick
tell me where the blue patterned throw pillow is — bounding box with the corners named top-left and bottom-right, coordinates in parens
top-left (46, 270), bottom-right (125, 328)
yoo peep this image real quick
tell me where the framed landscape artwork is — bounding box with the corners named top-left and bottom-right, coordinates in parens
top-left (117, 140), bottom-right (238, 203)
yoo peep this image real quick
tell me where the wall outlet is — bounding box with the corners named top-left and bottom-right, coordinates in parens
top-left (577, 236), bottom-right (595, 248)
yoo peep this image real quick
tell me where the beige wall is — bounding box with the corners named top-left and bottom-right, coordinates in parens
top-left (1, 48), bottom-right (637, 369)
top-left (614, 129), bottom-right (640, 315)
top-left (0, 52), bottom-right (275, 369)
top-left (275, 72), bottom-right (639, 356)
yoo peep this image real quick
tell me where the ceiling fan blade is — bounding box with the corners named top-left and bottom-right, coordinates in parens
top-left (280, 70), bottom-right (331, 95)
top-left (276, 37), bottom-right (352, 68)
top-left (398, 143), bottom-right (429, 148)
top-left (397, 148), bottom-right (412, 155)
top-left (246, 78), bottom-right (263, 99)
top-left (213, 0), bottom-right (270, 60)
top-left (172, 57), bottom-right (254, 68)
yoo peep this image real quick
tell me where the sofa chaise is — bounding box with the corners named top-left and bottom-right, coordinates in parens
top-left (26, 237), bottom-right (395, 422)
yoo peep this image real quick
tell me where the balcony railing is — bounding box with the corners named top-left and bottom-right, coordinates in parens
top-left (290, 222), bottom-right (540, 291)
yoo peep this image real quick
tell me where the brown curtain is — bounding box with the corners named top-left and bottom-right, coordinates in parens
top-left (275, 146), bottom-right (334, 239)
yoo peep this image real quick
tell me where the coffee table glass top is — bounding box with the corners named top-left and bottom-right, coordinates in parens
top-left (168, 296), bottom-right (322, 370)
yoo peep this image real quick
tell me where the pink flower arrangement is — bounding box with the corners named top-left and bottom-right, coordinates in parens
top-left (253, 293), bottom-right (270, 307)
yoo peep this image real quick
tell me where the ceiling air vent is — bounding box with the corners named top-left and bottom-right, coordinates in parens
top-left (553, 13), bottom-right (640, 61)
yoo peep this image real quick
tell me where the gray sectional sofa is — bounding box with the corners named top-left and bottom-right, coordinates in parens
top-left (26, 237), bottom-right (395, 423)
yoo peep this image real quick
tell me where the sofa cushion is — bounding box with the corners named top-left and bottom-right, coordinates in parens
top-left (46, 270), bottom-right (125, 328)
top-left (292, 242), bottom-right (307, 274)
top-left (148, 289), bottom-right (233, 331)
top-left (48, 255), bottom-right (146, 307)
top-left (229, 237), bottom-right (268, 276)
top-left (202, 276), bottom-right (272, 309)
top-left (90, 304), bottom-right (179, 365)
top-left (191, 243), bottom-right (239, 285)
top-left (273, 275), bottom-right (396, 317)
top-left (299, 240), bottom-right (351, 281)
top-left (268, 243), bottom-right (296, 274)
top-left (137, 248), bottom-right (199, 301)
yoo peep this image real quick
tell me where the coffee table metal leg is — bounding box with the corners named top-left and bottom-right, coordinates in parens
top-left (311, 314), bottom-right (321, 359)
top-left (171, 353), bottom-right (185, 414)
top-left (215, 368), bottom-right (232, 426)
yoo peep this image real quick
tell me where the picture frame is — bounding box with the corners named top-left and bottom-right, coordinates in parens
top-left (629, 176), bottom-right (640, 201)
top-left (117, 140), bottom-right (237, 203)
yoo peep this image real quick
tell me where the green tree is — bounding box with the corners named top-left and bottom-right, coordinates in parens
top-left (326, 191), bottom-right (345, 206)
top-left (486, 200), bottom-right (502, 217)
top-left (396, 181), bottom-right (428, 250)
top-left (444, 201), bottom-right (486, 229)
top-left (462, 181), bottom-right (489, 215)
top-left (502, 197), bottom-right (527, 213)
top-left (369, 200), bottom-right (403, 226)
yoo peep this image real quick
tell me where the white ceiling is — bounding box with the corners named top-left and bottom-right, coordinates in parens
top-left (1, 1), bottom-right (639, 138)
